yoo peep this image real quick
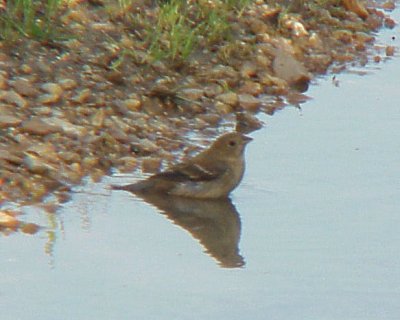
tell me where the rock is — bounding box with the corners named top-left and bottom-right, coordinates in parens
top-left (59, 151), bottom-right (81, 163)
top-left (72, 89), bottom-right (91, 104)
top-left (20, 223), bottom-right (40, 235)
top-left (142, 157), bottom-right (162, 173)
top-left (118, 156), bottom-right (138, 172)
top-left (238, 94), bottom-right (260, 111)
top-left (45, 118), bottom-right (88, 138)
top-left (0, 149), bottom-right (23, 164)
top-left (123, 98), bottom-right (142, 111)
top-left (197, 113), bottom-right (221, 125)
top-left (386, 46), bottom-right (395, 56)
top-left (91, 108), bottom-right (105, 127)
top-left (109, 127), bottom-right (129, 143)
top-left (38, 93), bottom-right (60, 104)
top-left (20, 64), bottom-right (33, 74)
top-left (342, 0), bottom-right (369, 19)
top-left (204, 84), bottom-right (223, 98)
top-left (38, 83), bottom-right (63, 104)
top-left (272, 48), bottom-right (311, 92)
top-left (249, 18), bottom-right (269, 34)
top-left (216, 92), bottom-right (238, 107)
top-left (20, 118), bottom-right (61, 135)
top-left (255, 54), bottom-right (271, 68)
top-left (0, 73), bottom-right (8, 89)
top-left (281, 15), bottom-right (309, 37)
top-left (12, 78), bottom-right (38, 97)
top-left (0, 115), bottom-right (22, 128)
top-left (0, 90), bottom-right (28, 108)
top-left (238, 80), bottom-right (263, 96)
top-left (38, 85), bottom-right (60, 103)
top-left (0, 212), bottom-right (19, 229)
top-left (59, 78), bottom-right (78, 90)
top-left (208, 65), bottom-right (240, 86)
top-left (33, 106), bottom-right (52, 116)
top-left (23, 153), bottom-right (53, 174)
top-left (26, 143), bottom-right (59, 161)
top-left (179, 88), bottom-right (204, 101)
top-left (215, 101), bottom-right (233, 115)
top-left (240, 61), bottom-right (258, 78)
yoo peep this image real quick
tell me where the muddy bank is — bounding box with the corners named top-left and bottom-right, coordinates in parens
top-left (0, 0), bottom-right (397, 218)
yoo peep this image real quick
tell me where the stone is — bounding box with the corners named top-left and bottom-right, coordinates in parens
top-left (179, 88), bottom-right (204, 101)
top-left (216, 92), bottom-right (238, 107)
top-left (72, 89), bottom-right (91, 104)
top-left (91, 109), bottom-right (105, 127)
top-left (142, 157), bottom-right (162, 173)
top-left (215, 101), bottom-right (233, 115)
top-left (342, 0), bottom-right (369, 19)
top-left (0, 90), bottom-right (28, 108)
top-left (238, 80), bottom-right (263, 96)
top-left (240, 61), bottom-right (258, 78)
top-left (45, 118), bottom-right (88, 138)
top-left (59, 78), bottom-right (78, 90)
top-left (0, 73), bottom-right (8, 90)
top-left (20, 118), bottom-right (61, 135)
top-left (272, 48), bottom-right (311, 92)
top-left (0, 115), bottom-right (22, 128)
top-left (238, 94), bottom-right (260, 111)
top-left (23, 153), bottom-right (53, 174)
top-left (124, 98), bottom-right (142, 111)
top-left (12, 78), bottom-right (38, 97)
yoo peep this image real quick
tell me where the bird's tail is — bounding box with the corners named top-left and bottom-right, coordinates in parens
top-left (111, 180), bottom-right (154, 193)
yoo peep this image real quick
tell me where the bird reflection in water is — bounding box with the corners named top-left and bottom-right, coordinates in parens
top-left (132, 191), bottom-right (245, 268)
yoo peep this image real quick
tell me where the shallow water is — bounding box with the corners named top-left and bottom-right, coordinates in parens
top-left (2, 15), bottom-right (400, 320)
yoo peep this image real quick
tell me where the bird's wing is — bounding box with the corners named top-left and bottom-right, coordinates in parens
top-left (156, 160), bottom-right (227, 182)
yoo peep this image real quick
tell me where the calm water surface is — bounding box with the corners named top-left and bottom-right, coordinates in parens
top-left (1, 15), bottom-right (400, 320)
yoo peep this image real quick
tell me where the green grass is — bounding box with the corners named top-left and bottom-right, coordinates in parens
top-left (0, 0), bottom-right (63, 41)
top-left (145, 0), bottom-right (254, 62)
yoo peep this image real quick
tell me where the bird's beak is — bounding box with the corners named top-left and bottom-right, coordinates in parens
top-left (242, 135), bottom-right (253, 144)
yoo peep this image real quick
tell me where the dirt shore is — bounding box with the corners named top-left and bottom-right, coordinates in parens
top-left (0, 0), bottom-right (396, 219)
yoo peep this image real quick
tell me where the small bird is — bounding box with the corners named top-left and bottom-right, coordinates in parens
top-left (113, 132), bottom-right (252, 199)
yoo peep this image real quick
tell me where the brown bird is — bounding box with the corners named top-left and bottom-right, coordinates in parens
top-left (113, 132), bottom-right (252, 199)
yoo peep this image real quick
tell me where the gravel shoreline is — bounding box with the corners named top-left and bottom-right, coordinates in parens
top-left (0, 0), bottom-right (396, 219)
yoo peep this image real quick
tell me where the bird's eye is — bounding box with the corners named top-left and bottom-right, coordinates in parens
top-left (228, 140), bottom-right (236, 147)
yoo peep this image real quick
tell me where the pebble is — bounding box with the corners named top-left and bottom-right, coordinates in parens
top-left (72, 88), bottom-right (91, 104)
top-left (240, 61), bottom-right (258, 78)
top-left (216, 92), bottom-right (238, 107)
top-left (23, 153), bottom-right (52, 174)
top-left (204, 84), bottom-right (223, 98)
top-left (0, 212), bottom-right (19, 229)
top-left (118, 156), bottom-right (138, 172)
top-left (238, 80), bottom-right (263, 96)
top-left (12, 78), bottom-right (38, 97)
top-left (0, 90), bottom-right (28, 108)
top-left (38, 93), bottom-right (60, 104)
top-left (238, 94), bottom-right (260, 111)
top-left (20, 64), bottom-right (33, 74)
top-left (0, 73), bottom-right (7, 89)
top-left (45, 118), bottom-right (88, 138)
top-left (59, 78), bottom-right (78, 90)
top-left (124, 98), bottom-right (142, 111)
top-left (215, 101), bottom-right (233, 115)
top-left (142, 157), bottom-right (162, 173)
top-left (272, 50), bottom-right (311, 89)
top-left (91, 109), bottom-right (105, 127)
top-left (179, 88), bottom-right (204, 101)
top-left (386, 46), bottom-right (395, 56)
top-left (0, 115), bottom-right (22, 128)
top-left (20, 118), bottom-right (61, 135)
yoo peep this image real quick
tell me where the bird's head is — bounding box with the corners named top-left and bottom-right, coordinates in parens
top-left (210, 132), bottom-right (253, 158)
